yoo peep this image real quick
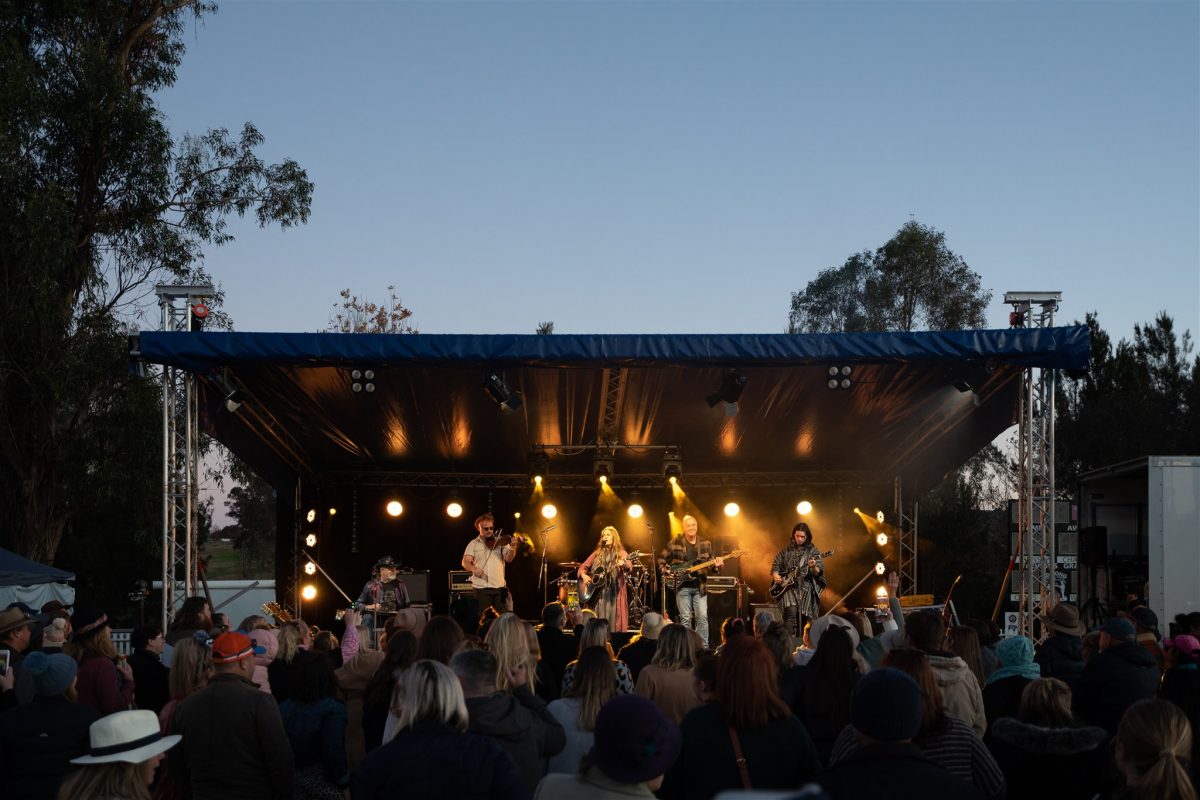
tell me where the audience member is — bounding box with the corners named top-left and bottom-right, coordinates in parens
top-left (247, 627), bottom-right (277, 694)
top-left (617, 611), bottom-right (663, 684)
top-left (546, 646), bottom-right (617, 775)
top-left (237, 614), bottom-right (271, 632)
top-left (361, 631), bottom-right (417, 754)
top-left (335, 623), bottom-right (382, 769)
top-left (168, 632), bottom-right (294, 799)
top-left (0, 606), bottom-right (33, 710)
top-left (1076, 617), bottom-right (1161, 735)
top-left (353, 659), bottom-right (526, 800)
top-left (1111, 698), bottom-right (1196, 800)
top-left (128, 625), bottom-right (170, 715)
top-left (807, 615), bottom-right (867, 674)
top-left (164, 597), bottom-right (211, 648)
top-left (535, 694), bottom-right (682, 799)
top-left (948, 625), bottom-right (987, 689)
top-left (279, 651), bottom-right (350, 797)
top-left (522, 620), bottom-right (557, 704)
top-left (1158, 633), bottom-right (1200, 766)
top-left (40, 614), bottom-right (70, 655)
top-left (537, 602), bottom-right (577, 701)
top-left (662, 636), bottom-right (820, 800)
top-left (1130, 607), bottom-right (1166, 672)
top-left (760, 621), bottom-right (804, 715)
top-left (416, 615), bottom-right (465, 664)
top-left (753, 610), bottom-right (776, 638)
top-left (210, 612), bottom-right (232, 636)
top-left (66, 606), bottom-right (135, 716)
top-left (59, 710), bottom-right (179, 800)
top-left (1035, 603), bottom-right (1087, 692)
top-left (796, 625), bottom-right (860, 765)
top-left (982, 635), bottom-right (1040, 731)
top-left (561, 618), bottom-right (634, 696)
top-left (269, 620), bottom-right (308, 703)
top-left (904, 610), bottom-right (986, 735)
top-left (714, 616), bottom-right (748, 655)
top-left (830, 648), bottom-right (1005, 800)
top-left (0, 651), bottom-right (98, 797)
top-left (485, 613), bottom-right (538, 694)
top-left (452, 647), bottom-right (565, 793)
top-left (634, 624), bottom-right (700, 724)
top-left (986, 677), bottom-right (1113, 800)
top-left (816, 667), bottom-right (983, 799)
top-left (693, 654), bottom-right (718, 704)
top-left (154, 634), bottom-right (211, 800)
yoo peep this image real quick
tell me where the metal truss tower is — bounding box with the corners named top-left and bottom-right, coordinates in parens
top-left (895, 477), bottom-right (919, 597)
top-left (1007, 291), bottom-right (1061, 642)
top-left (157, 285), bottom-right (212, 632)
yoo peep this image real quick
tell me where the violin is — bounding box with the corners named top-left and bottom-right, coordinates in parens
top-left (485, 528), bottom-right (532, 552)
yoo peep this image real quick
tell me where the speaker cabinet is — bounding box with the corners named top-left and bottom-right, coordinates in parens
top-left (450, 593), bottom-right (478, 634)
top-left (707, 585), bottom-right (741, 647)
top-left (397, 570), bottom-right (429, 603)
top-left (1079, 526), bottom-right (1108, 567)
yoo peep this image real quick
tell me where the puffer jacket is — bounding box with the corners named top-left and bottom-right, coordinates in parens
top-left (987, 717), bottom-right (1115, 799)
top-left (1035, 634), bottom-right (1085, 691)
top-left (927, 653), bottom-right (987, 736)
top-left (1076, 641), bottom-right (1161, 735)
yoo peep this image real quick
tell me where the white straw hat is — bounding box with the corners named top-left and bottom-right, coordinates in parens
top-left (70, 710), bottom-right (181, 765)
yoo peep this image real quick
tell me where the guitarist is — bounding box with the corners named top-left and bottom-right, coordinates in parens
top-left (662, 515), bottom-right (725, 648)
top-left (578, 526), bottom-right (635, 632)
top-left (770, 522), bottom-right (826, 638)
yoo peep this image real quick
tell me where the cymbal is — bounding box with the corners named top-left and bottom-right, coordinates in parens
top-left (557, 561), bottom-right (581, 569)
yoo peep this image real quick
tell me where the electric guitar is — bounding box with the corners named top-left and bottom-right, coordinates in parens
top-left (579, 550), bottom-right (646, 604)
top-left (769, 550), bottom-right (834, 600)
top-left (665, 548), bottom-right (748, 580)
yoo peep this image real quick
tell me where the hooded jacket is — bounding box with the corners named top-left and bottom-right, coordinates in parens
top-left (465, 684), bottom-right (566, 793)
top-left (987, 717), bottom-right (1115, 799)
top-left (927, 653), bottom-right (987, 736)
top-left (1035, 633), bottom-right (1085, 691)
top-left (1076, 640), bottom-right (1161, 734)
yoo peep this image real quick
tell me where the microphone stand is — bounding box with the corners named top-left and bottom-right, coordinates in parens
top-left (537, 525), bottom-right (557, 610)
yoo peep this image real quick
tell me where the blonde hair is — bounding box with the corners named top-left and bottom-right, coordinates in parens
top-left (66, 626), bottom-right (116, 663)
top-left (577, 617), bottom-right (614, 659)
top-left (522, 621), bottom-right (541, 659)
top-left (355, 625), bottom-right (371, 654)
top-left (484, 613), bottom-right (537, 692)
top-left (276, 622), bottom-right (305, 664)
top-left (57, 761), bottom-right (151, 800)
top-left (651, 624), bottom-right (696, 671)
top-left (168, 638), bottom-right (212, 700)
top-left (394, 659), bottom-right (468, 732)
top-left (1019, 678), bottom-right (1075, 727)
top-left (1116, 699), bottom-right (1196, 800)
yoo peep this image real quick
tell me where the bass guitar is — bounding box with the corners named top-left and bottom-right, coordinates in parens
top-left (579, 550), bottom-right (645, 604)
top-left (768, 549), bottom-right (835, 600)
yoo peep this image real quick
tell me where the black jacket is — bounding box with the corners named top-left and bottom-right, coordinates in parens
top-left (1076, 641), bottom-right (1161, 734)
top-left (352, 723), bottom-right (528, 800)
top-left (536, 626), bottom-right (576, 701)
top-left (987, 717), bottom-right (1115, 799)
top-left (168, 672), bottom-right (295, 800)
top-left (616, 636), bottom-right (658, 683)
top-left (129, 649), bottom-right (170, 715)
top-left (1036, 634), bottom-right (1086, 691)
top-left (816, 741), bottom-right (983, 800)
top-left (0, 695), bottom-right (98, 800)
top-left (982, 675), bottom-right (1032, 733)
top-left (464, 685), bottom-right (565, 793)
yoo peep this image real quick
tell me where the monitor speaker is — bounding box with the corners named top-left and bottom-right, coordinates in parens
top-left (396, 570), bottom-right (429, 603)
top-left (707, 584), bottom-right (741, 647)
top-left (1079, 526), bottom-right (1108, 567)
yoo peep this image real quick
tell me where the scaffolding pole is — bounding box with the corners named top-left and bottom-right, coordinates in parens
top-left (895, 477), bottom-right (919, 597)
top-left (158, 285), bottom-right (213, 632)
top-left (1006, 291), bottom-right (1060, 643)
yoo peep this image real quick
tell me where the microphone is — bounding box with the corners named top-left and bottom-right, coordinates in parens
top-left (542, 524), bottom-right (558, 533)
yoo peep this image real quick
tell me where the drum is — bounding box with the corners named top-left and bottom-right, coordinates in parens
top-left (627, 563), bottom-right (647, 589)
top-left (557, 577), bottom-right (580, 611)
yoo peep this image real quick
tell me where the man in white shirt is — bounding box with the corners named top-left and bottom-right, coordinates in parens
top-left (462, 513), bottom-right (516, 616)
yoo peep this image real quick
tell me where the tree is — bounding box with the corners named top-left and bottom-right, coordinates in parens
top-left (224, 458), bottom-right (275, 577)
top-left (788, 221), bottom-right (991, 333)
top-left (0, 1), bottom-right (313, 561)
top-left (536, 321), bottom-right (555, 335)
top-left (1057, 312), bottom-right (1199, 487)
top-left (327, 286), bottom-right (418, 333)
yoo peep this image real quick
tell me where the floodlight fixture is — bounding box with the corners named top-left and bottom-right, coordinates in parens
top-left (662, 446), bottom-right (683, 484)
top-left (484, 371), bottom-right (523, 413)
top-left (707, 370), bottom-right (747, 416)
top-left (386, 500), bottom-right (403, 517)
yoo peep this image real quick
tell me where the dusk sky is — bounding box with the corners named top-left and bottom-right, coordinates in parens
top-left (155, 0), bottom-right (1199, 343)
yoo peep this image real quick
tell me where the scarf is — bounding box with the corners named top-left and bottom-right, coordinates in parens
top-left (986, 635), bottom-right (1041, 685)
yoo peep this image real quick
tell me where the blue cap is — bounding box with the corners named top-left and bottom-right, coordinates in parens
top-left (1100, 617), bottom-right (1136, 641)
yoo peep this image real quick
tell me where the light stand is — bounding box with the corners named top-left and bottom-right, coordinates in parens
top-left (821, 564), bottom-right (886, 618)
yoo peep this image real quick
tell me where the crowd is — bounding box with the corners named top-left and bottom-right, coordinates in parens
top-left (0, 586), bottom-right (1197, 800)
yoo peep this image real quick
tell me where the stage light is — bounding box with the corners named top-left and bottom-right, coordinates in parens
top-left (876, 532), bottom-right (889, 547)
top-left (827, 365), bottom-right (852, 390)
top-left (350, 368), bottom-right (377, 394)
top-left (446, 501), bottom-right (464, 519)
top-left (628, 503), bottom-right (644, 519)
top-left (875, 586), bottom-right (888, 599)
top-left (386, 500), bottom-right (403, 517)
top-left (598, 473), bottom-right (609, 485)
top-left (707, 370), bottom-right (747, 415)
top-left (796, 500), bottom-right (813, 515)
top-left (514, 512), bottom-right (521, 519)
top-left (534, 475), bottom-right (543, 486)
top-left (304, 561), bottom-right (317, 575)
top-left (874, 562), bottom-right (886, 575)
top-left (484, 371), bottom-right (523, 413)
top-left (876, 510), bottom-right (885, 523)
top-left (306, 510), bottom-right (316, 523)
top-left (668, 510), bottom-right (675, 517)
top-left (593, 448), bottom-right (614, 486)
top-left (328, 507), bottom-right (337, 516)
top-left (529, 451), bottom-right (549, 485)
top-left (662, 445), bottom-right (683, 484)
top-left (853, 507), bottom-right (861, 515)
top-left (305, 533), bottom-right (317, 547)
top-left (668, 475), bottom-right (678, 485)
top-left (541, 503), bottom-right (557, 519)
top-left (724, 502), bottom-right (740, 517)
top-left (301, 584), bottom-right (317, 601)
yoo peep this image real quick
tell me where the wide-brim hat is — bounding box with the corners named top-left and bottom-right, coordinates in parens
top-left (0, 607), bottom-right (32, 636)
top-left (589, 694), bottom-right (681, 783)
top-left (71, 710), bottom-right (181, 765)
top-left (1042, 603), bottom-right (1086, 636)
top-left (374, 555), bottom-right (399, 570)
top-left (70, 606), bottom-right (109, 640)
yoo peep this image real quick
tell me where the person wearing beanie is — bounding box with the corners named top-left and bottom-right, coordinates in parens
top-left (0, 650), bottom-right (100, 798)
top-left (536, 693), bottom-right (682, 799)
top-left (65, 606), bottom-right (136, 716)
top-left (816, 668), bottom-right (983, 799)
top-left (982, 636), bottom-right (1041, 731)
top-left (1077, 617), bottom-right (1161, 735)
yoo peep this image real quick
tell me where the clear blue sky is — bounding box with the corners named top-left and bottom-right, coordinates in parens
top-left (158, 0), bottom-right (1198, 341)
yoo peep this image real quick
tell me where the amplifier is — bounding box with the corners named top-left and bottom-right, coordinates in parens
top-left (706, 576), bottom-right (739, 592)
top-left (396, 570), bottom-right (429, 604)
top-left (448, 570), bottom-right (473, 592)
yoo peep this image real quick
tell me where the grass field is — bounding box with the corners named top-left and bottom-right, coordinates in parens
top-left (203, 538), bottom-right (272, 580)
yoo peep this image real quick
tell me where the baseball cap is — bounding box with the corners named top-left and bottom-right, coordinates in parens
top-left (211, 631), bottom-right (266, 664)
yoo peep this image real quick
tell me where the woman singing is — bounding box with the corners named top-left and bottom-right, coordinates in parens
top-left (578, 526), bottom-right (633, 632)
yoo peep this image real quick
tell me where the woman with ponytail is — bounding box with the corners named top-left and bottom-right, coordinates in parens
top-left (1112, 698), bottom-right (1196, 800)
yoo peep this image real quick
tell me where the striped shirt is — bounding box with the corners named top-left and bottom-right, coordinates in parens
top-left (829, 714), bottom-right (1005, 800)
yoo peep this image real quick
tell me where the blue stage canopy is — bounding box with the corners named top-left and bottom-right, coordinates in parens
top-left (133, 327), bottom-right (1089, 497)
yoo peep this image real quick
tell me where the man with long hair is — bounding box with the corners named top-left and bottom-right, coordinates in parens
top-left (770, 522), bottom-right (826, 639)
